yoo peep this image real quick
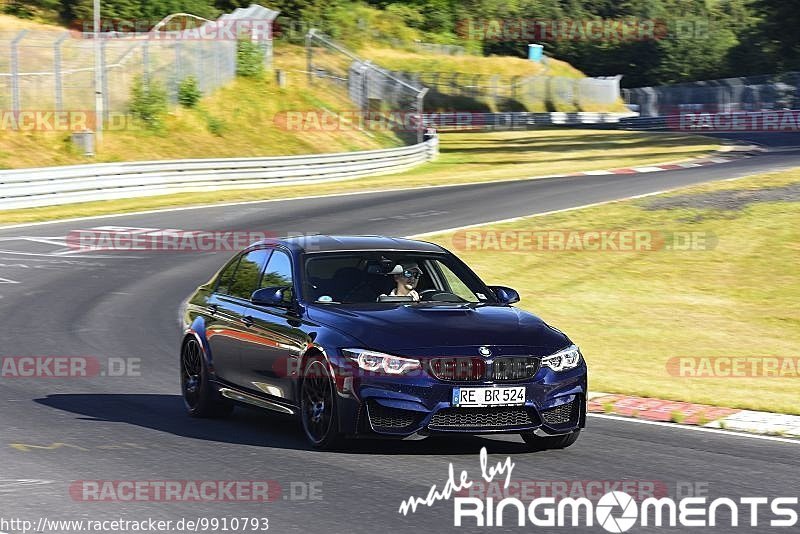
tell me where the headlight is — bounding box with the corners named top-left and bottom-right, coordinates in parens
top-left (542, 345), bottom-right (582, 372)
top-left (342, 348), bottom-right (421, 375)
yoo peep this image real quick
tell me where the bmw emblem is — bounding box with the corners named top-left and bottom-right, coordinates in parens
top-left (478, 346), bottom-right (492, 357)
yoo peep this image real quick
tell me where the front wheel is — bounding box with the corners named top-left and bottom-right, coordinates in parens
top-left (300, 356), bottom-right (344, 450)
top-left (180, 337), bottom-right (233, 418)
top-left (520, 429), bottom-right (581, 451)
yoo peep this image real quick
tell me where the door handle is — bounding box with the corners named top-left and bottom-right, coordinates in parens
top-left (241, 315), bottom-right (255, 327)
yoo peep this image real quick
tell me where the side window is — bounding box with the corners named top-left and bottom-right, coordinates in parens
top-left (436, 261), bottom-right (479, 302)
top-left (228, 248), bottom-right (271, 300)
top-left (215, 255), bottom-right (242, 295)
top-left (261, 250), bottom-right (294, 302)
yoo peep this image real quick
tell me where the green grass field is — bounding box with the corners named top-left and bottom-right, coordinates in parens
top-left (0, 129), bottom-right (719, 225)
top-left (426, 168), bottom-right (800, 414)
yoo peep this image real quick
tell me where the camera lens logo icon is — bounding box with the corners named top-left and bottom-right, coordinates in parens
top-left (596, 491), bottom-right (638, 533)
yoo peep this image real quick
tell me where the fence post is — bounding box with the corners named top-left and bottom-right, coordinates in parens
top-left (10, 30), bottom-right (27, 115)
top-left (416, 88), bottom-right (427, 144)
top-left (214, 40), bottom-right (221, 90)
top-left (305, 31), bottom-right (313, 85)
top-left (100, 38), bottom-right (109, 121)
top-left (174, 40), bottom-right (183, 99)
top-left (54, 32), bottom-right (68, 112)
top-left (361, 61), bottom-right (370, 112)
top-left (511, 75), bottom-right (519, 102)
top-left (142, 41), bottom-right (151, 85)
top-left (197, 42), bottom-right (206, 92)
top-left (264, 36), bottom-right (273, 71)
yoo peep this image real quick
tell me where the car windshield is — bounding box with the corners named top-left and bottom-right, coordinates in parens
top-left (303, 252), bottom-right (492, 304)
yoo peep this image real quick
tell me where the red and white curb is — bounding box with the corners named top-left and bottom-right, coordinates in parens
top-left (588, 391), bottom-right (800, 438)
top-left (569, 143), bottom-right (764, 177)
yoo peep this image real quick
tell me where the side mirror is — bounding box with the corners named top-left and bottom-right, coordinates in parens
top-left (489, 285), bottom-right (520, 305)
top-left (251, 286), bottom-right (290, 307)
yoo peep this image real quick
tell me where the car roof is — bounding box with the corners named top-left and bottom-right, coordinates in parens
top-left (252, 235), bottom-right (446, 254)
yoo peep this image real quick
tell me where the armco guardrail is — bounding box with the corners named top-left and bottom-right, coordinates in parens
top-left (618, 116), bottom-right (670, 130)
top-left (423, 111), bottom-right (637, 130)
top-left (0, 140), bottom-right (438, 210)
top-left (619, 110), bottom-right (800, 131)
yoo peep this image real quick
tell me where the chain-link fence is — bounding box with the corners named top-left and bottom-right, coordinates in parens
top-left (394, 71), bottom-right (622, 113)
top-left (0, 4), bottom-right (278, 121)
top-left (305, 29), bottom-right (428, 143)
top-left (623, 72), bottom-right (800, 117)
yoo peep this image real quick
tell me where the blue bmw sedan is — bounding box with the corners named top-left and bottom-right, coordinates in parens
top-left (181, 235), bottom-right (587, 450)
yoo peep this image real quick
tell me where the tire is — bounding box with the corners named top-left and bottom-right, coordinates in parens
top-left (300, 356), bottom-right (344, 450)
top-left (180, 337), bottom-right (233, 418)
top-left (521, 429), bottom-right (581, 451)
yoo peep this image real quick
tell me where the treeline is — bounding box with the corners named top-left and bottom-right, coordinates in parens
top-left (5, 0), bottom-right (799, 87)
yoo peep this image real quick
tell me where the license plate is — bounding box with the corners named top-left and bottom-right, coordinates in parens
top-left (451, 386), bottom-right (526, 407)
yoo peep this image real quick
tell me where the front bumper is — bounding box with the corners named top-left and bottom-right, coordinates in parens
top-left (334, 363), bottom-right (587, 438)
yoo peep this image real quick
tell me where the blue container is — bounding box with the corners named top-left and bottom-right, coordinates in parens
top-left (528, 44), bottom-right (544, 62)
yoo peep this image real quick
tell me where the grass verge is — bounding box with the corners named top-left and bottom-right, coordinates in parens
top-left (426, 168), bottom-right (800, 414)
top-left (0, 76), bottom-right (402, 169)
top-left (0, 129), bottom-right (719, 225)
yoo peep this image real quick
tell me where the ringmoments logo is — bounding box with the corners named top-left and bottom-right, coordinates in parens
top-left (398, 448), bottom-right (799, 530)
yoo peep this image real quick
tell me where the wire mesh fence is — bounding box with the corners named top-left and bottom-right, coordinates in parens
top-left (0, 32), bottom-right (240, 113)
top-left (397, 71), bottom-right (622, 112)
top-left (623, 72), bottom-right (800, 117)
top-left (0, 4), bottom-right (278, 124)
top-left (305, 29), bottom-right (428, 143)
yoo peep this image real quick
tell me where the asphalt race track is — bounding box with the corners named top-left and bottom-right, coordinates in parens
top-left (1, 133), bottom-right (799, 533)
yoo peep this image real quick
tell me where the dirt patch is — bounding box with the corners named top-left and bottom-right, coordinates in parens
top-left (644, 183), bottom-right (800, 212)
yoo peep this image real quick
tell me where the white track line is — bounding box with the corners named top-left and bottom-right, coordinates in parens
top-left (588, 413), bottom-right (799, 444)
top-left (406, 163), bottom-right (787, 239)
top-left (406, 191), bottom-right (676, 238)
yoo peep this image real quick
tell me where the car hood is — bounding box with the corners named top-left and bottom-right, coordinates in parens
top-left (305, 302), bottom-right (570, 356)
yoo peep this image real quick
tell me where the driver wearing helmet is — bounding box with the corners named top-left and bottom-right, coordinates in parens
top-left (382, 262), bottom-right (422, 301)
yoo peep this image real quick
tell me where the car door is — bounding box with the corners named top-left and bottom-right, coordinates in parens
top-left (207, 248), bottom-right (270, 386)
top-left (238, 248), bottom-right (308, 402)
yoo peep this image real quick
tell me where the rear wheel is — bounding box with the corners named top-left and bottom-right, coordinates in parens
top-left (520, 429), bottom-right (581, 451)
top-left (300, 356), bottom-right (344, 450)
top-left (180, 337), bottom-right (233, 418)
